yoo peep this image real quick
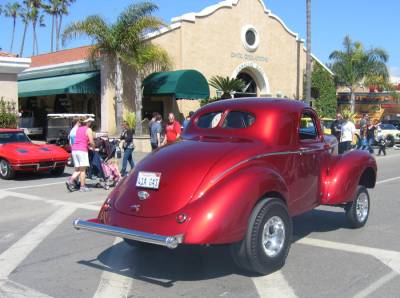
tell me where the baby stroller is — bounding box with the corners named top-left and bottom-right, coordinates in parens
top-left (88, 151), bottom-right (121, 189)
top-left (88, 137), bottom-right (121, 189)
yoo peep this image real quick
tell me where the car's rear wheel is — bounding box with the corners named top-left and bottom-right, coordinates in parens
top-left (51, 166), bottom-right (65, 176)
top-left (0, 159), bottom-right (15, 180)
top-left (230, 198), bottom-right (292, 275)
top-left (345, 186), bottom-right (370, 228)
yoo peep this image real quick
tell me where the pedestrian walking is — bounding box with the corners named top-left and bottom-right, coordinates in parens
top-left (366, 120), bottom-right (377, 154)
top-left (376, 127), bottom-right (386, 156)
top-left (120, 121), bottom-right (135, 176)
top-left (66, 117), bottom-right (95, 192)
top-left (357, 114), bottom-right (369, 149)
top-left (165, 112), bottom-right (181, 144)
top-left (150, 114), bottom-right (163, 150)
top-left (339, 115), bottom-right (355, 154)
top-left (330, 113), bottom-right (343, 141)
top-left (68, 117), bottom-right (80, 146)
top-left (148, 112), bottom-right (157, 134)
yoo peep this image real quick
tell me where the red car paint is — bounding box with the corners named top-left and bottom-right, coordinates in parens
top-left (0, 128), bottom-right (69, 177)
top-left (88, 99), bottom-right (377, 245)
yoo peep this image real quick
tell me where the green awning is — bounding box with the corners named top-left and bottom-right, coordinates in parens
top-left (18, 72), bottom-right (100, 98)
top-left (143, 69), bottom-right (210, 99)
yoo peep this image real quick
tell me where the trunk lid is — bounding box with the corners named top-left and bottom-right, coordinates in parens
top-left (114, 139), bottom-right (241, 217)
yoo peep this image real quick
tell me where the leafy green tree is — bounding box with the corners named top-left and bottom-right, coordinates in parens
top-left (329, 35), bottom-right (389, 113)
top-left (30, 0), bottom-right (46, 55)
top-left (209, 76), bottom-right (245, 99)
top-left (311, 63), bottom-right (337, 118)
top-left (4, 2), bottom-right (21, 53)
top-left (44, 0), bottom-right (60, 52)
top-left (62, 2), bottom-right (170, 135)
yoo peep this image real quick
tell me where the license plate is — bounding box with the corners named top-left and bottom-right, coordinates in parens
top-left (136, 171), bottom-right (161, 189)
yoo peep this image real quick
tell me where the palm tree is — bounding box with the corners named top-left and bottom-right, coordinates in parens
top-left (44, 0), bottom-right (61, 52)
top-left (62, 2), bottom-right (170, 135)
top-left (305, 0), bottom-right (312, 106)
top-left (56, 0), bottom-right (75, 51)
top-left (19, 1), bottom-right (31, 57)
top-left (329, 36), bottom-right (389, 113)
top-left (4, 2), bottom-right (21, 53)
top-left (209, 76), bottom-right (245, 99)
top-left (30, 0), bottom-right (46, 55)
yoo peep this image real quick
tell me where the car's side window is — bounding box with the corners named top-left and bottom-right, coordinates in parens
top-left (299, 113), bottom-right (318, 140)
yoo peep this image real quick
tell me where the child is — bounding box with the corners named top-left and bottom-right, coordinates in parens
top-left (376, 128), bottom-right (386, 156)
top-left (107, 158), bottom-right (122, 184)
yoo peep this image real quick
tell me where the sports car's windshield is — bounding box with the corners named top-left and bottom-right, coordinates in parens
top-left (0, 132), bottom-right (31, 144)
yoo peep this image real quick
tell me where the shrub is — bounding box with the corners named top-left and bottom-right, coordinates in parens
top-left (0, 98), bottom-right (18, 128)
top-left (124, 112), bottom-right (136, 130)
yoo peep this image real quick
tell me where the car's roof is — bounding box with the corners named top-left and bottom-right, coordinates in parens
top-left (0, 128), bottom-right (23, 132)
top-left (202, 98), bottom-right (307, 113)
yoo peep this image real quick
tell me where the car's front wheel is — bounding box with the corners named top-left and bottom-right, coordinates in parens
top-left (386, 135), bottom-right (395, 147)
top-left (345, 186), bottom-right (370, 228)
top-left (230, 198), bottom-right (292, 275)
top-left (0, 159), bottom-right (15, 180)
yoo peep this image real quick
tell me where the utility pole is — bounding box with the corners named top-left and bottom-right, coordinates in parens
top-left (305, 0), bottom-right (312, 106)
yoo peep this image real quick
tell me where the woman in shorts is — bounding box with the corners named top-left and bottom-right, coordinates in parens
top-left (66, 118), bottom-right (95, 192)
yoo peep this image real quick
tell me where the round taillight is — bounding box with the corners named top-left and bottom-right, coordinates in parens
top-left (176, 214), bottom-right (187, 224)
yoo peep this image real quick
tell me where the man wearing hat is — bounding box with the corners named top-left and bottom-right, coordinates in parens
top-left (66, 117), bottom-right (95, 192)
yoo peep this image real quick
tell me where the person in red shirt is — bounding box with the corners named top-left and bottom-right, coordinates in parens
top-left (165, 112), bottom-right (181, 144)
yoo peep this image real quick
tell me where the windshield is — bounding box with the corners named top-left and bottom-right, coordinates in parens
top-left (0, 132), bottom-right (31, 144)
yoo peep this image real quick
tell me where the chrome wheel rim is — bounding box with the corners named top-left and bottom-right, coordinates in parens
top-left (262, 216), bottom-right (286, 257)
top-left (0, 160), bottom-right (8, 177)
top-left (356, 192), bottom-right (369, 223)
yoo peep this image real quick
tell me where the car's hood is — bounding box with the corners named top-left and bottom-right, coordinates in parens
top-left (0, 143), bottom-right (68, 161)
top-left (113, 138), bottom-right (256, 218)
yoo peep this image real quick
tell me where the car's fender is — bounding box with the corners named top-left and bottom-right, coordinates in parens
top-left (321, 150), bottom-right (376, 205)
top-left (182, 165), bottom-right (289, 244)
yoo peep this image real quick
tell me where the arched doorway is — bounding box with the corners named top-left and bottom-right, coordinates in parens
top-left (235, 72), bottom-right (257, 98)
top-left (232, 62), bottom-right (271, 97)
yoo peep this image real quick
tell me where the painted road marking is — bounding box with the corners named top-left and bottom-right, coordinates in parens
top-left (0, 191), bottom-right (99, 211)
top-left (376, 176), bottom-right (400, 185)
top-left (252, 271), bottom-right (297, 298)
top-left (2, 181), bottom-right (65, 191)
top-left (0, 278), bottom-right (53, 298)
top-left (353, 271), bottom-right (398, 298)
top-left (93, 238), bottom-right (133, 298)
top-left (0, 206), bottom-right (76, 279)
top-left (297, 238), bottom-right (400, 274)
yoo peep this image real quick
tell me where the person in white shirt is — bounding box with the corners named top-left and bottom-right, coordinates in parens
top-left (339, 116), bottom-right (356, 154)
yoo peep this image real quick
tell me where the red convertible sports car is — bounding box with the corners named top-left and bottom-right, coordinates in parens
top-left (74, 98), bottom-right (377, 274)
top-left (0, 128), bottom-right (69, 179)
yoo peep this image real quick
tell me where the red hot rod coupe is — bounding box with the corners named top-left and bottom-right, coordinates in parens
top-left (0, 128), bottom-right (69, 179)
top-left (74, 99), bottom-right (376, 274)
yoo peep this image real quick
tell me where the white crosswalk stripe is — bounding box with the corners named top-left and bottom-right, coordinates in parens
top-left (0, 279), bottom-right (53, 298)
top-left (0, 206), bottom-right (76, 279)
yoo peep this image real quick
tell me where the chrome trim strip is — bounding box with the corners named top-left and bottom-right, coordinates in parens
top-left (211, 147), bottom-right (326, 184)
top-left (73, 219), bottom-right (183, 249)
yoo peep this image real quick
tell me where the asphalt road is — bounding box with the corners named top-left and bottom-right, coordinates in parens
top-left (0, 149), bottom-right (400, 298)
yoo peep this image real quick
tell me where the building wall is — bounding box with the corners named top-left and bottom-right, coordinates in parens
top-left (0, 73), bottom-right (18, 105)
top-left (151, 0), bottom-right (306, 98)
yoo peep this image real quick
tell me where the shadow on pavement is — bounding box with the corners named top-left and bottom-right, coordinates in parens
top-left (292, 208), bottom-right (351, 242)
top-left (13, 172), bottom-right (70, 181)
top-left (78, 241), bottom-right (253, 287)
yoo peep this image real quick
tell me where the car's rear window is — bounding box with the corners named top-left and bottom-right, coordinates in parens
top-left (0, 132), bottom-right (31, 144)
top-left (222, 111), bottom-right (256, 129)
top-left (197, 112), bottom-right (223, 128)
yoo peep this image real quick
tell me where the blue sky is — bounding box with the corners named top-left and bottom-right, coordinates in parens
top-left (1, 0), bottom-right (399, 78)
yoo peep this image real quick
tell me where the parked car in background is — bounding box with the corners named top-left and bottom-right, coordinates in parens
top-left (0, 128), bottom-right (69, 179)
top-left (376, 123), bottom-right (400, 147)
top-left (73, 99), bottom-right (377, 275)
top-left (381, 119), bottom-right (400, 130)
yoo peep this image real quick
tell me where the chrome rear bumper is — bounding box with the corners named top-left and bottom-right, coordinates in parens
top-left (73, 219), bottom-right (183, 249)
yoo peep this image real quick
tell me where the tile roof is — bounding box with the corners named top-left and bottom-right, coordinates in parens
top-left (0, 51), bottom-right (17, 57)
top-left (30, 46), bottom-right (93, 68)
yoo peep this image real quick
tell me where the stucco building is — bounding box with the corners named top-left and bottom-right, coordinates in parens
top-left (18, 0), bottom-right (331, 138)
